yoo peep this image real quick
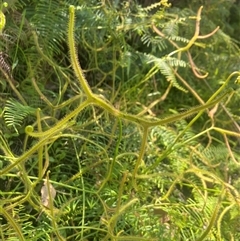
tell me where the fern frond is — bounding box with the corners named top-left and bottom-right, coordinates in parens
top-left (142, 2), bottom-right (163, 12)
top-left (3, 99), bottom-right (36, 133)
top-left (169, 35), bottom-right (189, 43)
top-left (165, 56), bottom-right (187, 67)
top-left (162, 20), bottom-right (179, 37)
top-left (28, 1), bottom-right (69, 55)
top-left (141, 33), bottom-right (168, 51)
top-left (216, 28), bottom-right (240, 53)
top-left (201, 145), bottom-right (229, 166)
top-left (142, 0), bottom-right (171, 12)
top-left (144, 53), bottom-right (187, 92)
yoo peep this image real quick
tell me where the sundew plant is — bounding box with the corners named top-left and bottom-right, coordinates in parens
top-left (0, 0), bottom-right (240, 240)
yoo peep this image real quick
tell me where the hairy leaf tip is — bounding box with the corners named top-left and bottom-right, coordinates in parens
top-left (69, 5), bottom-right (75, 13)
top-left (235, 76), bottom-right (240, 84)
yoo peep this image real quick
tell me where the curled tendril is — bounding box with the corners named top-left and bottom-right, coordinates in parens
top-left (25, 125), bottom-right (34, 134)
top-left (2, 2), bottom-right (8, 8)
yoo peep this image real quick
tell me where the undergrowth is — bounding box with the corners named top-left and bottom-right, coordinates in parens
top-left (0, 0), bottom-right (240, 240)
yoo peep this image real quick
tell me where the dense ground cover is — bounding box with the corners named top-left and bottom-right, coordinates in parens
top-left (0, 0), bottom-right (240, 240)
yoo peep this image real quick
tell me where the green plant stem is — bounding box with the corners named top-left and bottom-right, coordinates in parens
top-left (132, 126), bottom-right (148, 182)
top-left (217, 203), bottom-right (235, 240)
top-left (98, 119), bottom-right (122, 193)
top-left (148, 72), bottom-right (239, 171)
top-left (68, 5), bottom-right (93, 97)
top-left (0, 133), bottom-right (61, 175)
top-left (196, 189), bottom-right (225, 241)
top-left (1, 207), bottom-right (25, 241)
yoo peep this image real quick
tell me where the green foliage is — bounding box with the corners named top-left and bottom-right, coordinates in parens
top-left (0, 0), bottom-right (240, 240)
top-left (3, 99), bottom-right (36, 133)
